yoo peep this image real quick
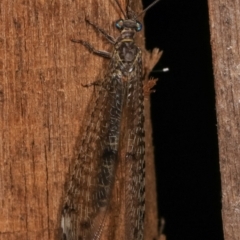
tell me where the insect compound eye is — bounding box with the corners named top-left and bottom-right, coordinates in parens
top-left (135, 21), bottom-right (142, 32)
top-left (116, 19), bottom-right (124, 30)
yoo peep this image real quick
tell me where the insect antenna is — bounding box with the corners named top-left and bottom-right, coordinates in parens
top-left (137, 0), bottom-right (160, 17)
top-left (126, 0), bottom-right (138, 20)
top-left (114, 0), bottom-right (127, 19)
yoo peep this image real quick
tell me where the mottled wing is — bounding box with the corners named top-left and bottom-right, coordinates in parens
top-left (61, 67), bottom-right (124, 240)
top-left (121, 49), bottom-right (145, 240)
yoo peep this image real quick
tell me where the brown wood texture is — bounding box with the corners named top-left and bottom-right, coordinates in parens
top-left (0, 0), bottom-right (161, 239)
top-left (208, 0), bottom-right (240, 239)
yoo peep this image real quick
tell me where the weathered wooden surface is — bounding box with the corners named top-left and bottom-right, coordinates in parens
top-left (208, 0), bottom-right (240, 239)
top-left (0, 0), bottom-right (161, 239)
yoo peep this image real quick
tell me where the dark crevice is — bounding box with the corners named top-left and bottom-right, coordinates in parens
top-left (143, 0), bottom-right (223, 239)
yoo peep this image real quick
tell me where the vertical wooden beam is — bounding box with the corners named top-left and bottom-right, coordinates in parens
top-left (208, 0), bottom-right (240, 239)
top-left (0, 0), bottom-right (161, 239)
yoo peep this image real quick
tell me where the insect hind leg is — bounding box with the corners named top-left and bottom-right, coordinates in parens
top-left (81, 79), bottom-right (103, 88)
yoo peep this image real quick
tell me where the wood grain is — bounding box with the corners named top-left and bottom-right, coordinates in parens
top-left (0, 0), bottom-right (161, 239)
top-left (208, 0), bottom-right (240, 239)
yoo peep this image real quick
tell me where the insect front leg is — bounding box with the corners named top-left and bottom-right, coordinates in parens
top-left (85, 18), bottom-right (116, 44)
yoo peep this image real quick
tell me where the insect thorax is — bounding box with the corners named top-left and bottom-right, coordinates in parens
top-left (113, 38), bottom-right (142, 75)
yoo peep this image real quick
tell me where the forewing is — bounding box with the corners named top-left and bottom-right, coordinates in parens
top-left (122, 51), bottom-right (145, 240)
top-left (62, 70), bottom-right (124, 240)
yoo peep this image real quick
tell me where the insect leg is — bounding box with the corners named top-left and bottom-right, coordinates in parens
top-left (71, 39), bottom-right (111, 58)
top-left (81, 79), bottom-right (103, 87)
top-left (85, 18), bottom-right (116, 44)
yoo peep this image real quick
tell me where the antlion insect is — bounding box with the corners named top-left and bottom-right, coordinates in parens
top-left (61, 0), bottom-right (162, 239)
